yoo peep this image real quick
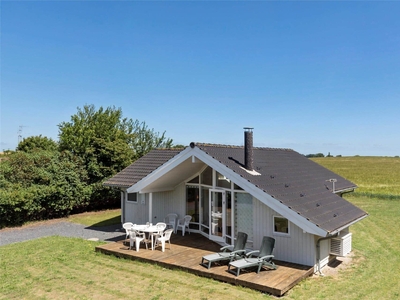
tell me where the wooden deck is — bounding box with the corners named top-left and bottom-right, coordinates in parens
top-left (95, 233), bottom-right (313, 297)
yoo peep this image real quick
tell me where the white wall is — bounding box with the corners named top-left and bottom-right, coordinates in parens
top-left (253, 197), bottom-right (317, 267)
top-left (124, 193), bottom-right (149, 225)
top-left (318, 238), bottom-right (330, 270)
top-left (150, 183), bottom-right (186, 224)
top-left (123, 183), bottom-right (187, 225)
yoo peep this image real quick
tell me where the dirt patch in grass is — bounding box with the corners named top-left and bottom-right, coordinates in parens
top-left (312, 251), bottom-right (364, 279)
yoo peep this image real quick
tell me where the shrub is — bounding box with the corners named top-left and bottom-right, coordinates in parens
top-left (0, 150), bottom-right (91, 227)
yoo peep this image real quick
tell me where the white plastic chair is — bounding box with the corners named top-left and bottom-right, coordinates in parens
top-left (122, 222), bottom-right (134, 245)
top-left (155, 229), bottom-right (173, 252)
top-left (164, 213), bottom-right (178, 233)
top-left (176, 215), bottom-right (192, 236)
top-left (151, 222), bottom-right (167, 248)
top-left (129, 230), bottom-right (146, 252)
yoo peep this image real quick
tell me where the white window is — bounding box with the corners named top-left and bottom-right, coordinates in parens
top-left (273, 216), bottom-right (290, 236)
top-left (127, 192), bottom-right (138, 203)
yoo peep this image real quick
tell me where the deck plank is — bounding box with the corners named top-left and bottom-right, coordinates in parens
top-left (95, 233), bottom-right (313, 297)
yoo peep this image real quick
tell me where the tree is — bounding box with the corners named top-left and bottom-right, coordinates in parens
top-left (0, 150), bottom-right (91, 226)
top-left (58, 105), bottom-right (173, 196)
top-left (17, 135), bottom-right (58, 152)
top-left (131, 120), bottom-right (174, 159)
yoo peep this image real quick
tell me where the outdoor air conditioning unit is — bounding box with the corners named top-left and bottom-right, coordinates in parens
top-left (330, 233), bottom-right (352, 257)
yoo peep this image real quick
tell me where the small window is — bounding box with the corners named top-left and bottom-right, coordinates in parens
top-left (188, 175), bottom-right (199, 184)
top-left (273, 216), bottom-right (290, 235)
top-left (216, 172), bottom-right (231, 189)
top-left (233, 183), bottom-right (243, 190)
top-left (201, 166), bottom-right (212, 186)
top-left (127, 193), bottom-right (138, 203)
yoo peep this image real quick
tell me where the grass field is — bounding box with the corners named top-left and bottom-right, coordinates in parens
top-left (312, 156), bottom-right (400, 198)
top-left (1, 156), bottom-right (399, 299)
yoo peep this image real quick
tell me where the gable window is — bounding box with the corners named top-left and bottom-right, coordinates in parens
top-left (127, 192), bottom-right (138, 203)
top-left (273, 216), bottom-right (289, 235)
top-left (216, 172), bottom-right (231, 189)
top-left (201, 166), bottom-right (212, 186)
top-left (188, 175), bottom-right (199, 184)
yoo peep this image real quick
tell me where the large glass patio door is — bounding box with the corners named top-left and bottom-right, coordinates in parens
top-left (209, 189), bottom-right (225, 243)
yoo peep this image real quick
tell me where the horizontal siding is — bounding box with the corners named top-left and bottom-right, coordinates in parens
top-left (253, 198), bottom-right (316, 266)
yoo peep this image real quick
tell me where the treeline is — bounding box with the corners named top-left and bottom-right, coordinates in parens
top-left (305, 152), bottom-right (341, 158)
top-left (0, 105), bottom-right (175, 228)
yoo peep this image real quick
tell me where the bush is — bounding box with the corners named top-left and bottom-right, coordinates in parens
top-left (0, 150), bottom-right (92, 227)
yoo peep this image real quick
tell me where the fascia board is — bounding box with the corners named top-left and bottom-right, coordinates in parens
top-left (192, 149), bottom-right (328, 237)
top-left (328, 214), bottom-right (368, 235)
top-left (127, 147), bottom-right (195, 193)
top-left (138, 187), bottom-right (174, 193)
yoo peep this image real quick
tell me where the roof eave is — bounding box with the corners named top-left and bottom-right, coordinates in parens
top-left (103, 182), bottom-right (130, 189)
top-left (127, 147), bottom-right (194, 193)
top-left (328, 213), bottom-right (369, 236)
top-left (334, 187), bottom-right (357, 194)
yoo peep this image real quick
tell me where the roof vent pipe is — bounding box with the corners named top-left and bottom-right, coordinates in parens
top-left (244, 127), bottom-right (254, 171)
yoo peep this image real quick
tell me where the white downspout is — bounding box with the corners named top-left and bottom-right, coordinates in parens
top-left (149, 192), bottom-right (153, 223)
top-left (121, 190), bottom-right (125, 224)
top-left (316, 232), bottom-right (339, 276)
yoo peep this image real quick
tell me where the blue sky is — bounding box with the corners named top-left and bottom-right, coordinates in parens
top-left (1, 1), bottom-right (399, 156)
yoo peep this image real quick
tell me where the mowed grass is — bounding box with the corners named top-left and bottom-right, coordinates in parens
top-left (1, 156), bottom-right (400, 299)
top-left (286, 194), bottom-right (400, 299)
top-left (283, 156), bottom-right (400, 299)
top-left (0, 237), bottom-right (267, 300)
top-left (67, 209), bottom-right (121, 227)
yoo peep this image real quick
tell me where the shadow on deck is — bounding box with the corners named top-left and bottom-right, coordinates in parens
top-left (95, 233), bottom-right (313, 297)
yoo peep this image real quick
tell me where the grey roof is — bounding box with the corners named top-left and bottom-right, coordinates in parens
top-left (195, 143), bottom-right (367, 233)
top-left (103, 148), bottom-right (184, 188)
top-left (104, 143), bottom-right (367, 234)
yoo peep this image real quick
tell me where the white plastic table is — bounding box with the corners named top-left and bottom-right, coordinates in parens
top-left (131, 224), bottom-right (162, 250)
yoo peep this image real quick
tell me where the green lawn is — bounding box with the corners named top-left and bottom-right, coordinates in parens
top-left (1, 156), bottom-right (399, 299)
top-left (0, 237), bottom-right (266, 300)
top-left (67, 209), bottom-right (121, 227)
top-left (286, 195), bottom-right (400, 299)
top-left (1, 196), bottom-right (399, 299)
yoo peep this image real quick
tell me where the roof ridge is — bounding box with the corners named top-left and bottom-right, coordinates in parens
top-left (153, 147), bottom-right (186, 151)
top-left (193, 142), bottom-right (293, 151)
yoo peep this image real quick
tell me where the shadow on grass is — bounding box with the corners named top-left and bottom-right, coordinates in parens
top-left (84, 216), bottom-right (125, 242)
top-left (90, 215), bottom-right (121, 227)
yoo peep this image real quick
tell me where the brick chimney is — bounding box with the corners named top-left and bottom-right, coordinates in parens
top-left (244, 127), bottom-right (254, 171)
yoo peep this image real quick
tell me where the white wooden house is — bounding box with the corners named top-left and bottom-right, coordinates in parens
top-left (104, 129), bottom-right (367, 271)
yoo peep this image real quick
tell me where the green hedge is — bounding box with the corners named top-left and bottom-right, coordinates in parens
top-left (0, 151), bottom-right (94, 228)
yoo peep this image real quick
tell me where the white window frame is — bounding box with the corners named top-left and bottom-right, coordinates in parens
top-left (273, 215), bottom-right (290, 237)
top-left (127, 192), bottom-right (138, 203)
